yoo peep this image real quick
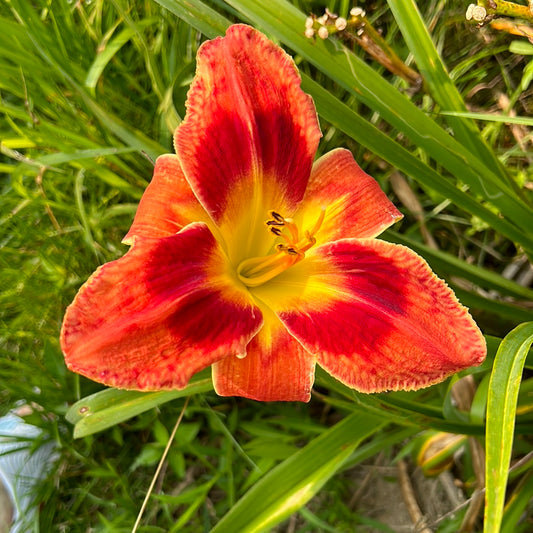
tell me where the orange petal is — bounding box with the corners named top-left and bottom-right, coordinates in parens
top-left (212, 312), bottom-right (316, 402)
top-left (175, 25), bottom-right (321, 259)
top-left (253, 239), bottom-right (486, 392)
top-left (61, 222), bottom-right (263, 390)
top-left (296, 148), bottom-right (403, 244)
top-left (123, 154), bottom-right (208, 244)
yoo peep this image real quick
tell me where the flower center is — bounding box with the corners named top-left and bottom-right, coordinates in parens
top-left (236, 208), bottom-right (325, 288)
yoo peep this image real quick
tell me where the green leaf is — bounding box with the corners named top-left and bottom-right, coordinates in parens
top-left (153, 0), bottom-right (230, 38)
top-left (36, 146), bottom-right (137, 165)
top-left (501, 471), bottom-right (533, 533)
top-left (66, 375), bottom-right (213, 438)
top-left (315, 368), bottom-right (486, 436)
top-left (485, 322), bottom-right (533, 533)
top-left (211, 412), bottom-right (384, 532)
top-left (84, 20), bottom-right (157, 91)
top-left (387, 0), bottom-right (513, 189)
top-left (441, 111), bottom-right (533, 127)
top-left (509, 41), bottom-right (533, 55)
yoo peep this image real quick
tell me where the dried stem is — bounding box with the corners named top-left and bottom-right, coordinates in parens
top-left (306, 8), bottom-right (422, 88)
top-left (466, 0), bottom-right (533, 27)
top-left (132, 397), bottom-right (190, 533)
top-left (397, 460), bottom-right (433, 533)
top-left (480, 0), bottom-right (533, 21)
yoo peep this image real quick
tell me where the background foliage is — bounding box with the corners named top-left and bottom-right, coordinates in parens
top-left (1, 0), bottom-right (532, 531)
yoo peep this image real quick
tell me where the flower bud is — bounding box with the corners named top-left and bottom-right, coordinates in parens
top-left (335, 17), bottom-right (347, 31)
top-left (317, 26), bottom-right (329, 40)
top-left (416, 431), bottom-right (467, 477)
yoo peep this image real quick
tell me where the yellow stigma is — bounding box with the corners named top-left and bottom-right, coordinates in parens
top-left (237, 208), bottom-right (325, 288)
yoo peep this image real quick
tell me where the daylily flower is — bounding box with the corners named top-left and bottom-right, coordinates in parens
top-left (60, 24), bottom-right (486, 402)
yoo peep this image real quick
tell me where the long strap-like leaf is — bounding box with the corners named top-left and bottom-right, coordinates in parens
top-left (211, 412), bottom-right (384, 533)
top-left (485, 322), bottom-right (533, 532)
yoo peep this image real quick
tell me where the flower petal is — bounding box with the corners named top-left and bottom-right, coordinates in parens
top-left (61, 222), bottom-right (263, 390)
top-left (123, 154), bottom-right (208, 244)
top-left (297, 148), bottom-right (403, 243)
top-left (252, 239), bottom-right (486, 392)
top-left (175, 25), bottom-right (321, 260)
top-left (212, 311), bottom-right (316, 402)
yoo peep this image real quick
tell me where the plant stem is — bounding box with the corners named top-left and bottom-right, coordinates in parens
top-left (306, 8), bottom-right (422, 88)
top-left (478, 0), bottom-right (533, 23)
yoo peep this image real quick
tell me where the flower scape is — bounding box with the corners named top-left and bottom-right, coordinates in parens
top-left (60, 24), bottom-right (486, 402)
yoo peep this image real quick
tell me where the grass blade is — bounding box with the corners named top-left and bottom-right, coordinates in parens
top-left (154, 0), bottom-right (230, 38)
top-left (386, 0), bottom-right (515, 191)
top-left (211, 411), bottom-right (384, 532)
top-left (84, 22), bottom-right (154, 92)
top-left (485, 322), bottom-right (533, 533)
top-left (442, 111), bottom-right (533, 127)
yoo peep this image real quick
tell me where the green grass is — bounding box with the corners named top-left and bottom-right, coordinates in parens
top-left (1, 0), bottom-right (532, 531)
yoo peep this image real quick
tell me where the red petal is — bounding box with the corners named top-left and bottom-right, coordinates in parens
top-left (175, 25), bottom-right (321, 231)
top-left (212, 313), bottom-right (316, 402)
top-left (123, 154), bottom-right (208, 244)
top-left (61, 223), bottom-right (263, 390)
top-left (253, 239), bottom-right (486, 392)
top-left (297, 148), bottom-right (403, 243)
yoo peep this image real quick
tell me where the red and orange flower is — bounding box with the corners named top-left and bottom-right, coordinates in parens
top-left (60, 25), bottom-right (486, 401)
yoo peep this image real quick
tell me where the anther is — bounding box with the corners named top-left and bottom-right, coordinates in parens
top-left (276, 243), bottom-right (301, 256)
top-left (269, 211), bottom-right (284, 223)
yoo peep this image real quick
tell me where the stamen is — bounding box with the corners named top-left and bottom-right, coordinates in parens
top-left (283, 218), bottom-right (300, 243)
top-left (309, 208), bottom-right (326, 236)
top-left (297, 234), bottom-right (316, 253)
top-left (269, 211), bottom-right (285, 223)
top-left (265, 212), bottom-right (301, 244)
top-left (237, 208), bottom-right (326, 287)
top-left (276, 243), bottom-right (303, 256)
